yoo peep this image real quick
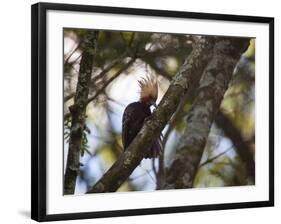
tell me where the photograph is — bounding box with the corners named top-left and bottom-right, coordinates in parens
top-left (0, 0), bottom-right (276, 222)
top-left (63, 28), bottom-right (256, 195)
top-left (31, 3), bottom-right (274, 221)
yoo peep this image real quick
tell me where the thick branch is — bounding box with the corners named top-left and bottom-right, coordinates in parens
top-left (64, 31), bottom-right (98, 195)
top-left (165, 37), bottom-right (250, 189)
top-left (87, 37), bottom-right (215, 193)
top-left (215, 110), bottom-right (255, 182)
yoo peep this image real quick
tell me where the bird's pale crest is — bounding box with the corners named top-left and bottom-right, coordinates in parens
top-left (138, 75), bottom-right (158, 102)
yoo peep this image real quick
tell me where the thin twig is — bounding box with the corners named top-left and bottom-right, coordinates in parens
top-left (200, 145), bottom-right (234, 167)
top-left (107, 96), bottom-right (126, 108)
top-left (64, 41), bottom-right (82, 66)
top-left (139, 165), bottom-right (156, 184)
top-left (86, 57), bottom-right (136, 104)
top-left (128, 169), bottom-right (153, 181)
top-left (152, 159), bottom-right (157, 177)
top-left (140, 57), bottom-right (172, 81)
top-left (64, 58), bottom-right (136, 120)
top-left (64, 52), bottom-right (127, 102)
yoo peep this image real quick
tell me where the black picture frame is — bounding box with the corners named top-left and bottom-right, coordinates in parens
top-left (31, 2), bottom-right (274, 222)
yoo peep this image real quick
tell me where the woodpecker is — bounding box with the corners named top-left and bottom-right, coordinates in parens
top-left (122, 76), bottom-right (163, 158)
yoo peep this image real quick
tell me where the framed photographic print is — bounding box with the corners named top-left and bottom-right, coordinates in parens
top-left (31, 2), bottom-right (274, 222)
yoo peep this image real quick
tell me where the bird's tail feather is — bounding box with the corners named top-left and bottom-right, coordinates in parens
top-left (144, 136), bottom-right (163, 159)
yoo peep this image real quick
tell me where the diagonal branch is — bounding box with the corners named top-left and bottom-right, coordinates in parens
top-left (87, 37), bottom-right (215, 193)
top-left (165, 37), bottom-right (250, 189)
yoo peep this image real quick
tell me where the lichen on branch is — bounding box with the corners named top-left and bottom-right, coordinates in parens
top-left (165, 37), bottom-right (250, 189)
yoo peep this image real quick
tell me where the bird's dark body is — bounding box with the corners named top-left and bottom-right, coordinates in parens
top-left (122, 102), bottom-right (162, 158)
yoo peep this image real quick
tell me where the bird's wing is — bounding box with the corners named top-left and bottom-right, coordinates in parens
top-left (122, 105), bottom-right (137, 149)
top-left (122, 103), bottom-right (149, 150)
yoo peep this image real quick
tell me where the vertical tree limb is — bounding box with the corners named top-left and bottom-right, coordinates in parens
top-left (87, 37), bottom-right (215, 193)
top-left (64, 31), bottom-right (99, 195)
top-left (165, 37), bottom-right (250, 189)
top-left (156, 92), bottom-right (191, 189)
top-left (215, 110), bottom-right (255, 183)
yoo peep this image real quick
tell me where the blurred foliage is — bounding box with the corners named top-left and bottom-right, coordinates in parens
top-left (64, 117), bottom-right (92, 157)
top-left (64, 28), bottom-right (255, 194)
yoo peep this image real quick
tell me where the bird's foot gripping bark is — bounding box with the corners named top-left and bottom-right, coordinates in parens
top-left (144, 115), bottom-right (152, 123)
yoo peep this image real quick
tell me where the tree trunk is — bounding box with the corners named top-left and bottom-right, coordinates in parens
top-left (64, 31), bottom-right (98, 195)
top-left (165, 37), bottom-right (250, 189)
top-left (87, 37), bottom-right (215, 193)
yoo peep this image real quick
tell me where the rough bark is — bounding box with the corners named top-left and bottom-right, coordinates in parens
top-left (215, 110), bottom-right (255, 183)
top-left (64, 31), bottom-right (98, 195)
top-left (87, 37), bottom-right (215, 193)
top-left (165, 37), bottom-right (250, 189)
top-left (157, 93), bottom-right (191, 189)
